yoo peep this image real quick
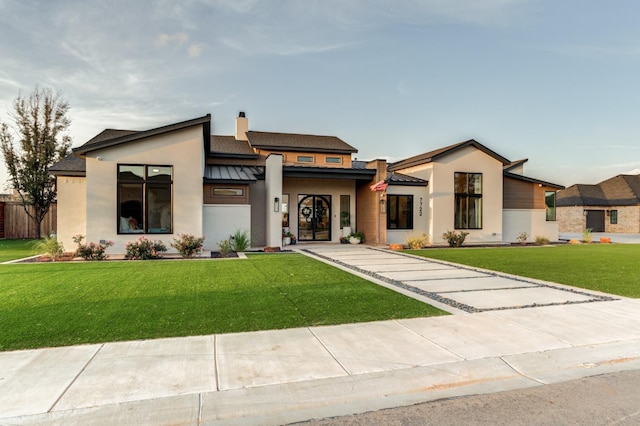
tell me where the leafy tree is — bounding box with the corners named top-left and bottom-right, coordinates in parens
top-left (0, 87), bottom-right (72, 239)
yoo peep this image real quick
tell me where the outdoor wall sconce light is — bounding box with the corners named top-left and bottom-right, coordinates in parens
top-left (274, 197), bottom-right (280, 212)
top-left (380, 198), bottom-right (386, 214)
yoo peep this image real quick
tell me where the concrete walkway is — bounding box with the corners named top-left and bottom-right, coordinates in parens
top-left (2, 247), bottom-right (640, 425)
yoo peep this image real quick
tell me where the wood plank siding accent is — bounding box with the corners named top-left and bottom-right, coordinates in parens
top-left (503, 176), bottom-right (548, 209)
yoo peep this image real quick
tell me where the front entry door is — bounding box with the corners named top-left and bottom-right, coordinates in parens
top-left (298, 195), bottom-right (331, 241)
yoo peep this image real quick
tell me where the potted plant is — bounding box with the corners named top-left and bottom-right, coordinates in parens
top-left (340, 211), bottom-right (351, 237)
top-left (349, 231), bottom-right (365, 244)
top-left (340, 235), bottom-right (349, 244)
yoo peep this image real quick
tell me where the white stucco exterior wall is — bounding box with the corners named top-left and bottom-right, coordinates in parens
top-left (56, 176), bottom-right (87, 250)
top-left (430, 147), bottom-right (503, 244)
top-left (203, 205), bottom-right (251, 250)
top-left (503, 209), bottom-right (559, 242)
top-left (84, 126), bottom-right (204, 253)
top-left (265, 154), bottom-right (283, 248)
top-left (386, 185), bottom-right (430, 245)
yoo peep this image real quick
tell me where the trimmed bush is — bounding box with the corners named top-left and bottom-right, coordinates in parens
top-left (73, 235), bottom-right (113, 261)
top-left (125, 237), bottom-right (167, 260)
top-left (442, 230), bottom-right (469, 247)
top-left (171, 234), bottom-right (205, 258)
top-left (406, 233), bottom-right (429, 249)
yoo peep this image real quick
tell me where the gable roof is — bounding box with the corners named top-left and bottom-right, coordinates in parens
top-left (557, 174), bottom-right (640, 207)
top-left (73, 114), bottom-right (211, 155)
top-left (246, 131), bottom-right (358, 154)
top-left (503, 158), bottom-right (528, 172)
top-left (389, 139), bottom-right (510, 171)
top-left (49, 153), bottom-right (86, 176)
top-left (210, 135), bottom-right (257, 158)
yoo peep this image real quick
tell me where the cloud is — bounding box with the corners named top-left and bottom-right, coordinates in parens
top-left (187, 43), bottom-right (205, 57)
top-left (155, 32), bottom-right (189, 47)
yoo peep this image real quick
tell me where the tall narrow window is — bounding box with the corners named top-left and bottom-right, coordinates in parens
top-left (118, 165), bottom-right (172, 234)
top-left (387, 195), bottom-right (413, 229)
top-left (545, 191), bottom-right (556, 221)
top-left (610, 210), bottom-right (618, 224)
top-left (282, 194), bottom-right (290, 227)
top-left (454, 173), bottom-right (482, 229)
top-left (340, 195), bottom-right (350, 229)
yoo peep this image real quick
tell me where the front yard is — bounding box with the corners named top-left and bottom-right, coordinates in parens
top-left (0, 253), bottom-right (447, 351)
top-left (407, 244), bottom-right (640, 298)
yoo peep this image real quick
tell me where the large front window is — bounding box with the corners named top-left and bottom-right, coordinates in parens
top-left (387, 195), bottom-right (413, 229)
top-left (118, 165), bottom-right (172, 234)
top-left (454, 172), bottom-right (482, 229)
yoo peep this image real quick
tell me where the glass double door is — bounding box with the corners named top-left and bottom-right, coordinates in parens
top-left (298, 195), bottom-right (331, 241)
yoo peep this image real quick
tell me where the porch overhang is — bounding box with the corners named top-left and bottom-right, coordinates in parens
top-left (282, 166), bottom-right (376, 181)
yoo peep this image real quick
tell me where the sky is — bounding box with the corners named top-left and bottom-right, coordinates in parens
top-left (1, 0), bottom-right (640, 191)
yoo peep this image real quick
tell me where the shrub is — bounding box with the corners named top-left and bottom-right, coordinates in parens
top-left (125, 236), bottom-right (167, 260)
top-left (171, 234), bottom-right (205, 258)
top-left (230, 229), bottom-right (250, 252)
top-left (218, 239), bottom-right (233, 257)
top-left (406, 233), bottom-right (429, 249)
top-left (583, 228), bottom-right (593, 243)
top-left (73, 234), bottom-right (114, 261)
top-left (535, 235), bottom-right (550, 245)
top-left (517, 231), bottom-right (528, 244)
top-left (442, 230), bottom-right (469, 247)
top-left (33, 235), bottom-right (65, 261)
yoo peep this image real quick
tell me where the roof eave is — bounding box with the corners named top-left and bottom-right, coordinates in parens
top-left (73, 114), bottom-right (211, 155)
top-left (504, 171), bottom-right (564, 189)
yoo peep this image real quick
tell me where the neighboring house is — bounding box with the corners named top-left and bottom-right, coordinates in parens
top-left (50, 113), bottom-right (563, 252)
top-left (556, 174), bottom-right (640, 233)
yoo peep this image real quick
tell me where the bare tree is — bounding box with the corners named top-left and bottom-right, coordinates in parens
top-left (0, 87), bottom-right (72, 239)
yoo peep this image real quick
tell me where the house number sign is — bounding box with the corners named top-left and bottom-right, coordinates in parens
top-left (419, 197), bottom-right (423, 217)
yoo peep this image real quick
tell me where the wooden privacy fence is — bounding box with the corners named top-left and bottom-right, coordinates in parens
top-left (0, 202), bottom-right (57, 239)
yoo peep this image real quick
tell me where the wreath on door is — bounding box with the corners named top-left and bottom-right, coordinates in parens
top-left (301, 206), bottom-right (312, 221)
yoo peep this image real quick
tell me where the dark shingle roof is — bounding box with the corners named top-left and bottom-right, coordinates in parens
top-left (73, 115), bottom-right (211, 155)
top-left (557, 175), bottom-right (640, 207)
top-left (386, 172), bottom-right (428, 186)
top-left (246, 131), bottom-right (358, 154)
top-left (210, 136), bottom-right (257, 157)
top-left (389, 139), bottom-right (510, 171)
top-left (49, 153), bottom-right (86, 176)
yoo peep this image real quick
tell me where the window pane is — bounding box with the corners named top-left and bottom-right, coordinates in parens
top-left (455, 196), bottom-right (467, 229)
top-left (469, 197), bottom-right (482, 228)
top-left (213, 188), bottom-right (244, 196)
top-left (147, 166), bottom-right (172, 182)
top-left (545, 191), bottom-right (556, 221)
top-left (454, 173), bottom-right (467, 194)
top-left (610, 210), bottom-right (618, 224)
top-left (282, 194), bottom-right (289, 227)
top-left (468, 174), bottom-right (482, 195)
top-left (340, 195), bottom-right (350, 228)
top-left (387, 195), bottom-right (413, 230)
top-left (147, 184), bottom-right (171, 233)
top-left (118, 165), bottom-right (144, 181)
top-left (119, 183), bottom-right (144, 233)
top-left (326, 157), bottom-right (342, 164)
top-left (297, 156), bottom-right (313, 163)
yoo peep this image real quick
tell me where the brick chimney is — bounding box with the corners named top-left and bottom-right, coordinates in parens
top-left (235, 111), bottom-right (248, 141)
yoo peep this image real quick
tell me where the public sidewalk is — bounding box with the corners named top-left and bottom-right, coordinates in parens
top-left (1, 247), bottom-right (640, 425)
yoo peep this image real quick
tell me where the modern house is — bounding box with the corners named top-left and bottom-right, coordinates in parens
top-left (556, 174), bottom-right (640, 233)
top-left (50, 113), bottom-right (563, 252)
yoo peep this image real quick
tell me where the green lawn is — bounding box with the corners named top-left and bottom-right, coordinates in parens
top-left (0, 253), bottom-right (447, 351)
top-left (406, 244), bottom-right (640, 298)
top-left (0, 239), bottom-right (37, 262)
